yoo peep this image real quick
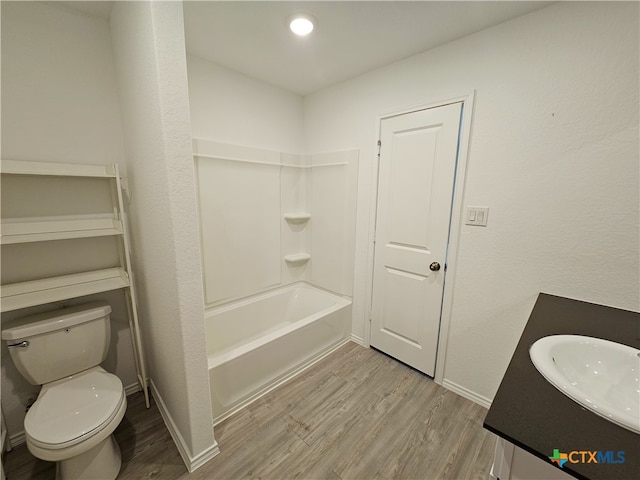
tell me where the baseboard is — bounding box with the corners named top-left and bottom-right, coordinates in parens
top-left (188, 441), bottom-right (220, 472)
top-left (8, 431), bottom-right (25, 448)
top-left (125, 381), bottom-right (142, 396)
top-left (149, 379), bottom-right (220, 472)
top-left (350, 333), bottom-right (365, 346)
top-left (441, 379), bottom-right (492, 409)
top-left (8, 381), bottom-right (221, 472)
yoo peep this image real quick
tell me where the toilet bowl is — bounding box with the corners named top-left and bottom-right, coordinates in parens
top-left (1, 303), bottom-right (126, 480)
top-left (26, 367), bottom-right (126, 479)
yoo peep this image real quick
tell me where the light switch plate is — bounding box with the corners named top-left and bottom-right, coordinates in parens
top-left (466, 207), bottom-right (489, 226)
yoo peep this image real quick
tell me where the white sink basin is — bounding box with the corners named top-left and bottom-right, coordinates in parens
top-left (530, 335), bottom-right (640, 434)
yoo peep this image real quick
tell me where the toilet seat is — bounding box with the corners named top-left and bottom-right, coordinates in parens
top-left (25, 367), bottom-right (125, 450)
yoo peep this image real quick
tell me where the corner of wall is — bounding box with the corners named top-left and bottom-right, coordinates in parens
top-left (110, 0), bottom-right (216, 467)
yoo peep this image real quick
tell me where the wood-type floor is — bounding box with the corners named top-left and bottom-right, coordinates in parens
top-left (3, 342), bottom-right (495, 479)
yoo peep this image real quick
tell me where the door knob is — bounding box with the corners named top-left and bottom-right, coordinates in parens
top-left (429, 262), bottom-right (441, 271)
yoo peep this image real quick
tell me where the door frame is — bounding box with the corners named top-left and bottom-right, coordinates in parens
top-left (363, 91), bottom-right (476, 385)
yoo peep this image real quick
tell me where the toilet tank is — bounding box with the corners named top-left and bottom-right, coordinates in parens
top-left (1, 302), bottom-right (112, 385)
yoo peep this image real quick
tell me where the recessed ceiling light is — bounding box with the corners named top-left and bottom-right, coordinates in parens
top-left (288, 13), bottom-right (317, 36)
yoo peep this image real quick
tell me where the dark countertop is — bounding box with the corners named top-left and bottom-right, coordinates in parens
top-left (484, 293), bottom-right (640, 480)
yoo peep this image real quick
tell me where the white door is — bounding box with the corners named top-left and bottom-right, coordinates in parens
top-left (370, 102), bottom-right (462, 376)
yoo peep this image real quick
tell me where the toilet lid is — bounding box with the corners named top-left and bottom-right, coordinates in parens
top-left (25, 369), bottom-right (124, 449)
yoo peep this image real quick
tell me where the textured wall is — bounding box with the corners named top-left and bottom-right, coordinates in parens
top-left (303, 1), bottom-right (639, 402)
top-left (110, 0), bottom-right (216, 464)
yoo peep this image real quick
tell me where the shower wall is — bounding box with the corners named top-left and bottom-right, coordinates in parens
top-left (194, 139), bottom-right (357, 306)
top-left (307, 150), bottom-right (359, 296)
top-left (195, 140), bottom-right (281, 304)
top-left (187, 56), bottom-right (357, 306)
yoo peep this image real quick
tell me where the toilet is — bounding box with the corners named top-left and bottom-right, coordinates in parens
top-left (1, 303), bottom-right (126, 480)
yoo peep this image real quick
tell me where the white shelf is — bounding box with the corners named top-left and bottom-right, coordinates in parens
top-left (284, 253), bottom-right (311, 265)
top-left (1, 217), bottom-right (124, 244)
top-left (1, 160), bottom-right (150, 407)
top-left (1, 268), bottom-right (130, 312)
top-left (283, 212), bottom-right (311, 224)
top-left (1, 159), bottom-right (117, 177)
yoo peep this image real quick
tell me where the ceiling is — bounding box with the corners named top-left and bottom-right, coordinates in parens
top-left (54, 1), bottom-right (553, 96)
top-left (182, 1), bottom-right (553, 95)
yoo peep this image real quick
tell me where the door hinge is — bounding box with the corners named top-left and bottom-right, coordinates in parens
top-left (377, 139), bottom-right (382, 155)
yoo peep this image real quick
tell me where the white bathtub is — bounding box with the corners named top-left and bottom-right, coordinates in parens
top-left (205, 282), bottom-right (352, 424)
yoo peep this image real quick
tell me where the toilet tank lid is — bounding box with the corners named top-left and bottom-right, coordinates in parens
top-left (1, 302), bottom-right (112, 341)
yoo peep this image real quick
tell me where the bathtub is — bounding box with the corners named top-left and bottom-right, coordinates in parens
top-left (205, 282), bottom-right (352, 424)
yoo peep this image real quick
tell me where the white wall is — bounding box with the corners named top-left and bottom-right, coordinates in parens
top-left (193, 139), bottom-right (358, 305)
top-left (187, 52), bottom-right (306, 304)
top-left (0, 1), bottom-right (136, 440)
top-left (303, 1), bottom-right (639, 402)
top-left (308, 150), bottom-right (359, 296)
top-left (194, 141), bottom-right (284, 305)
top-left (110, 1), bottom-right (217, 470)
top-left (1, 2), bottom-right (126, 168)
top-left (187, 55), bottom-right (304, 153)
top-left (188, 57), bottom-right (358, 302)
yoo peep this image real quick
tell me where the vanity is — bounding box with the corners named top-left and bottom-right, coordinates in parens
top-left (484, 293), bottom-right (639, 480)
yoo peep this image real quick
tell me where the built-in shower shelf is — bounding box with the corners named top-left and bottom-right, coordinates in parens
top-left (283, 213), bottom-right (311, 224)
top-left (284, 253), bottom-right (311, 265)
top-left (1, 217), bottom-right (124, 244)
top-left (0, 268), bottom-right (130, 312)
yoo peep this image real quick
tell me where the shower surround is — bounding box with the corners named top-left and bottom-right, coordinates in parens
top-left (193, 139), bottom-right (358, 421)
